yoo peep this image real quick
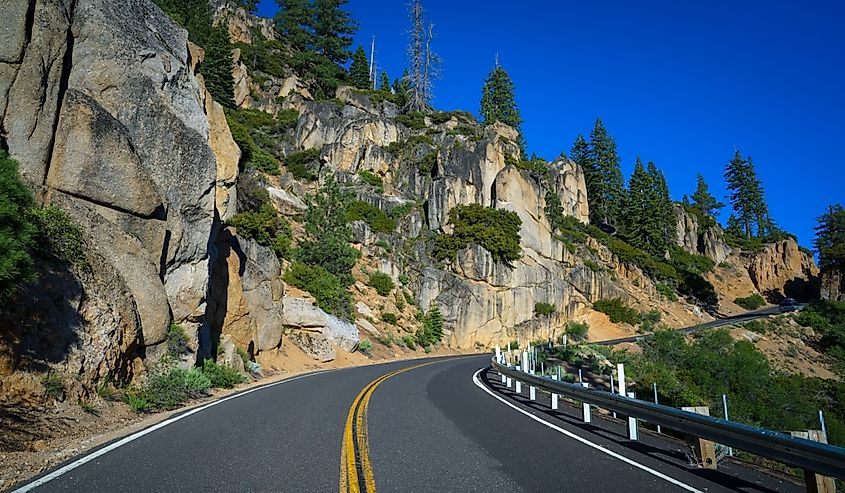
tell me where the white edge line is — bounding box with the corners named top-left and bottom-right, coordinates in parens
top-left (472, 368), bottom-right (703, 493)
top-left (12, 370), bottom-right (330, 493)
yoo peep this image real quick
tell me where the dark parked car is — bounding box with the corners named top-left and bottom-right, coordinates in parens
top-left (779, 298), bottom-right (801, 312)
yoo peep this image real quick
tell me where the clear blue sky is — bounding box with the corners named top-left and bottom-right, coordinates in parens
top-left (257, 0), bottom-right (844, 248)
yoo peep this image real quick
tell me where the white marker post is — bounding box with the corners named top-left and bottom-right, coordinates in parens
top-left (551, 374), bottom-right (559, 410)
top-left (582, 382), bottom-right (592, 423)
top-left (529, 385), bottom-right (536, 401)
top-left (627, 391), bottom-right (638, 440)
top-left (616, 363), bottom-right (626, 396)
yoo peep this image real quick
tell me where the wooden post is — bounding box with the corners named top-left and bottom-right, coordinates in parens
top-left (789, 430), bottom-right (836, 493)
top-left (682, 406), bottom-right (717, 469)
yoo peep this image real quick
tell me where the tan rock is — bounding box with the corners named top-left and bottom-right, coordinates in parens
top-left (674, 204), bottom-right (699, 254)
top-left (46, 90), bottom-right (164, 217)
top-left (746, 237), bottom-right (819, 299)
top-left (187, 41), bottom-right (204, 73)
top-left (199, 75), bottom-right (240, 221)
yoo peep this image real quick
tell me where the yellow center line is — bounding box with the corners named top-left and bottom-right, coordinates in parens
top-left (339, 361), bottom-right (441, 493)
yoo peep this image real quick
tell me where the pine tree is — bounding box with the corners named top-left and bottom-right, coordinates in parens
top-left (690, 173), bottom-right (724, 218)
top-left (570, 134), bottom-right (599, 218)
top-left (379, 70), bottom-right (390, 92)
top-left (588, 118), bottom-right (624, 227)
top-left (202, 21), bottom-right (235, 107)
top-left (624, 159), bottom-right (652, 253)
top-left (648, 161), bottom-right (676, 256)
top-left (724, 150), bottom-right (772, 238)
top-left (313, 0), bottom-right (357, 64)
top-left (815, 204), bottom-right (845, 271)
top-left (480, 64), bottom-right (524, 154)
top-left (0, 150), bottom-right (36, 304)
top-left (392, 69), bottom-right (411, 108)
top-left (275, 0), bottom-right (315, 52)
top-left (349, 45), bottom-right (370, 89)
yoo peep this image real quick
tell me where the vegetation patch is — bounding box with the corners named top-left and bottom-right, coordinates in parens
top-left (735, 293), bottom-right (766, 310)
top-left (284, 262), bottom-right (353, 319)
top-left (433, 204), bottom-right (522, 264)
top-left (534, 302), bottom-right (556, 317)
top-left (593, 298), bottom-right (640, 325)
top-left (285, 148), bottom-right (320, 181)
top-left (381, 312), bottom-right (398, 325)
top-left (415, 305), bottom-right (444, 347)
top-left (358, 170), bottom-right (383, 188)
top-left (368, 271), bottom-right (395, 296)
top-left (347, 201), bottom-right (395, 233)
top-left (226, 203), bottom-right (292, 259)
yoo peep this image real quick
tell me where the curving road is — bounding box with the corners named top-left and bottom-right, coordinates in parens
top-left (9, 355), bottom-right (802, 492)
top-left (595, 306), bottom-right (785, 346)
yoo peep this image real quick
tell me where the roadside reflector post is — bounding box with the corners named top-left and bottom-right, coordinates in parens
top-left (789, 430), bottom-right (836, 493)
top-left (626, 391), bottom-right (638, 440)
top-left (616, 363), bottom-right (626, 396)
top-left (515, 380), bottom-right (522, 394)
top-left (682, 406), bottom-right (717, 469)
top-left (653, 383), bottom-right (661, 434)
top-left (529, 385), bottom-right (536, 401)
top-left (495, 345), bottom-right (501, 364)
top-left (506, 376), bottom-right (512, 388)
top-left (551, 374), bottom-right (559, 410)
top-left (609, 372), bottom-right (617, 418)
top-left (581, 382), bottom-right (591, 423)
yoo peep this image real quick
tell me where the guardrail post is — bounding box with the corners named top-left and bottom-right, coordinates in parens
top-left (551, 375), bottom-right (559, 410)
top-left (616, 363), bottom-right (626, 396)
top-left (506, 375), bottom-right (512, 388)
top-left (790, 430), bottom-right (836, 493)
top-left (626, 392), bottom-right (638, 440)
top-left (682, 406), bottom-right (717, 469)
top-left (529, 385), bottom-right (536, 401)
top-left (581, 382), bottom-right (591, 423)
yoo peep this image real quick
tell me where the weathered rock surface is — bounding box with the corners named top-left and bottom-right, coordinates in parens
top-left (746, 238), bottom-right (819, 300)
top-left (281, 297), bottom-right (359, 360)
top-left (674, 204), bottom-right (700, 254)
top-left (672, 204), bottom-right (731, 263)
top-left (821, 268), bottom-right (844, 301)
top-left (207, 229), bottom-right (284, 355)
top-left (267, 186), bottom-right (307, 215)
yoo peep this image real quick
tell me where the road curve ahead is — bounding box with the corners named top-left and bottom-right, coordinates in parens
top-left (11, 355), bottom-right (802, 492)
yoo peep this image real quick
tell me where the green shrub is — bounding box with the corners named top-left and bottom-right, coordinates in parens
top-left (0, 150), bottom-right (36, 304)
top-left (374, 239), bottom-right (391, 251)
top-left (374, 334), bottom-right (393, 347)
top-left (566, 321), bottom-right (590, 341)
top-left (236, 347), bottom-right (250, 366)
top-left (201, 359), bottom-right (247, 388)
top-left (398, 274), bottom-right (410, 285)
top-left (347, 201), bottom-right (395, 233)
top-left (381, 312), bottom-right (398, 325)
top-left (415, 305), bottom-right (444, 347)
top-left (184, 368), bottom-right (212, 394)
top-left (656, 283), bottom-right (677, 301)
top-left (285, 148), bottom-right (320, 181)
top-left (125, 393), bottom-right (151, 413)
top-left (593, 298), bottom-right (640, 325)
top-left (226, 203), bottom-right (292, 259)
top-left (639, 310), bottom-right (662, 332)
top-left (166, 323), bottom-right (190, 358)
top-left (357, 340), bottom-right (373, 355)
top-left (433, 204), bottom-right (522, 263)
top-left (358, 170), bottom-right (383, 187)
top-left (42, 372), bottom-right (64, 400)
top-left (735, 293), bottom-right (766, 310)
top-left (403, 290), bottom-right (414, 305)
top-left (276, 109), bottom-right (299, 129)
top-left (402, 335), bottom-right (417, 350)
top-left (30, 206), bottom-right (86, 270)
top-left (583, 259), bottom-right (602, 272)
top-left (368, 271), bottom-right (395, 296)
top-left (395, 112), bottom-right (427, 130)
top-left (284, 262), bottom-right (353, 319)
top-left (395, 295), bottom-right (406, 311)
top-left (534, 302), bottom-right (556, 317)
top-left (418, 152), bottom-right (437, 176)
top-left (514, 157), bottom-right (549, 177)
top-left (389, 203), bottom-right (416, 219)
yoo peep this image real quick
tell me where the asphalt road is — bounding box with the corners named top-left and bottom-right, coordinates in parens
top-left (10, 355), bottom-right (803, 492)
top-left (596, 306), bottom-right (784, 346)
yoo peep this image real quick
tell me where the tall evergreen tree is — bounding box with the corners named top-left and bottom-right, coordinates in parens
top-left (349, 45), bottom-right (370, 89)
top-left (392, 69), bottom-right (411, 108)
top-left (588, 118), bottom-right (624, 227)
top-left (378, 70), bottom-right (390, 92)
top-left (275, 0), bottom-right (315, 51)
top-left (480, 64), bottom-right (524, 154)
top-left (313, 0), bottom-right (357, 64)
top-left (690, 173), bottom-right (724, 218)
top-left (0, 150), bottom-right (36, 305)
top-left (724, 150), bottom-right (772, 238)
top-left (570, 134), bottom-right (599, 218)
top-left (648, 161), bottom-right (676, 255)
top-left (815, 204), bottom-right (845, 271)
top-left (624, 158), bottom-right (652, 253)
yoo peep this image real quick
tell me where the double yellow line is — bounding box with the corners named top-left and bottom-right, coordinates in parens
top-left (339, 361), bottom-right (438, 493)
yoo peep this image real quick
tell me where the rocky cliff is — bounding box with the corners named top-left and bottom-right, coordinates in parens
top-left (0, 0), bottom-right (279, 403)
top-left (0, 0), bottom-right (822, 406)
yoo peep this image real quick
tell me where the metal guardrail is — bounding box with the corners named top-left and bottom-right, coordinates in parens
top-left (491, 357), bottom-right (845, 479)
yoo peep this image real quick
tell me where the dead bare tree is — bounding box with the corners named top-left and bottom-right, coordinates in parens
top-left (405, 0), bottom-right (439, 112)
